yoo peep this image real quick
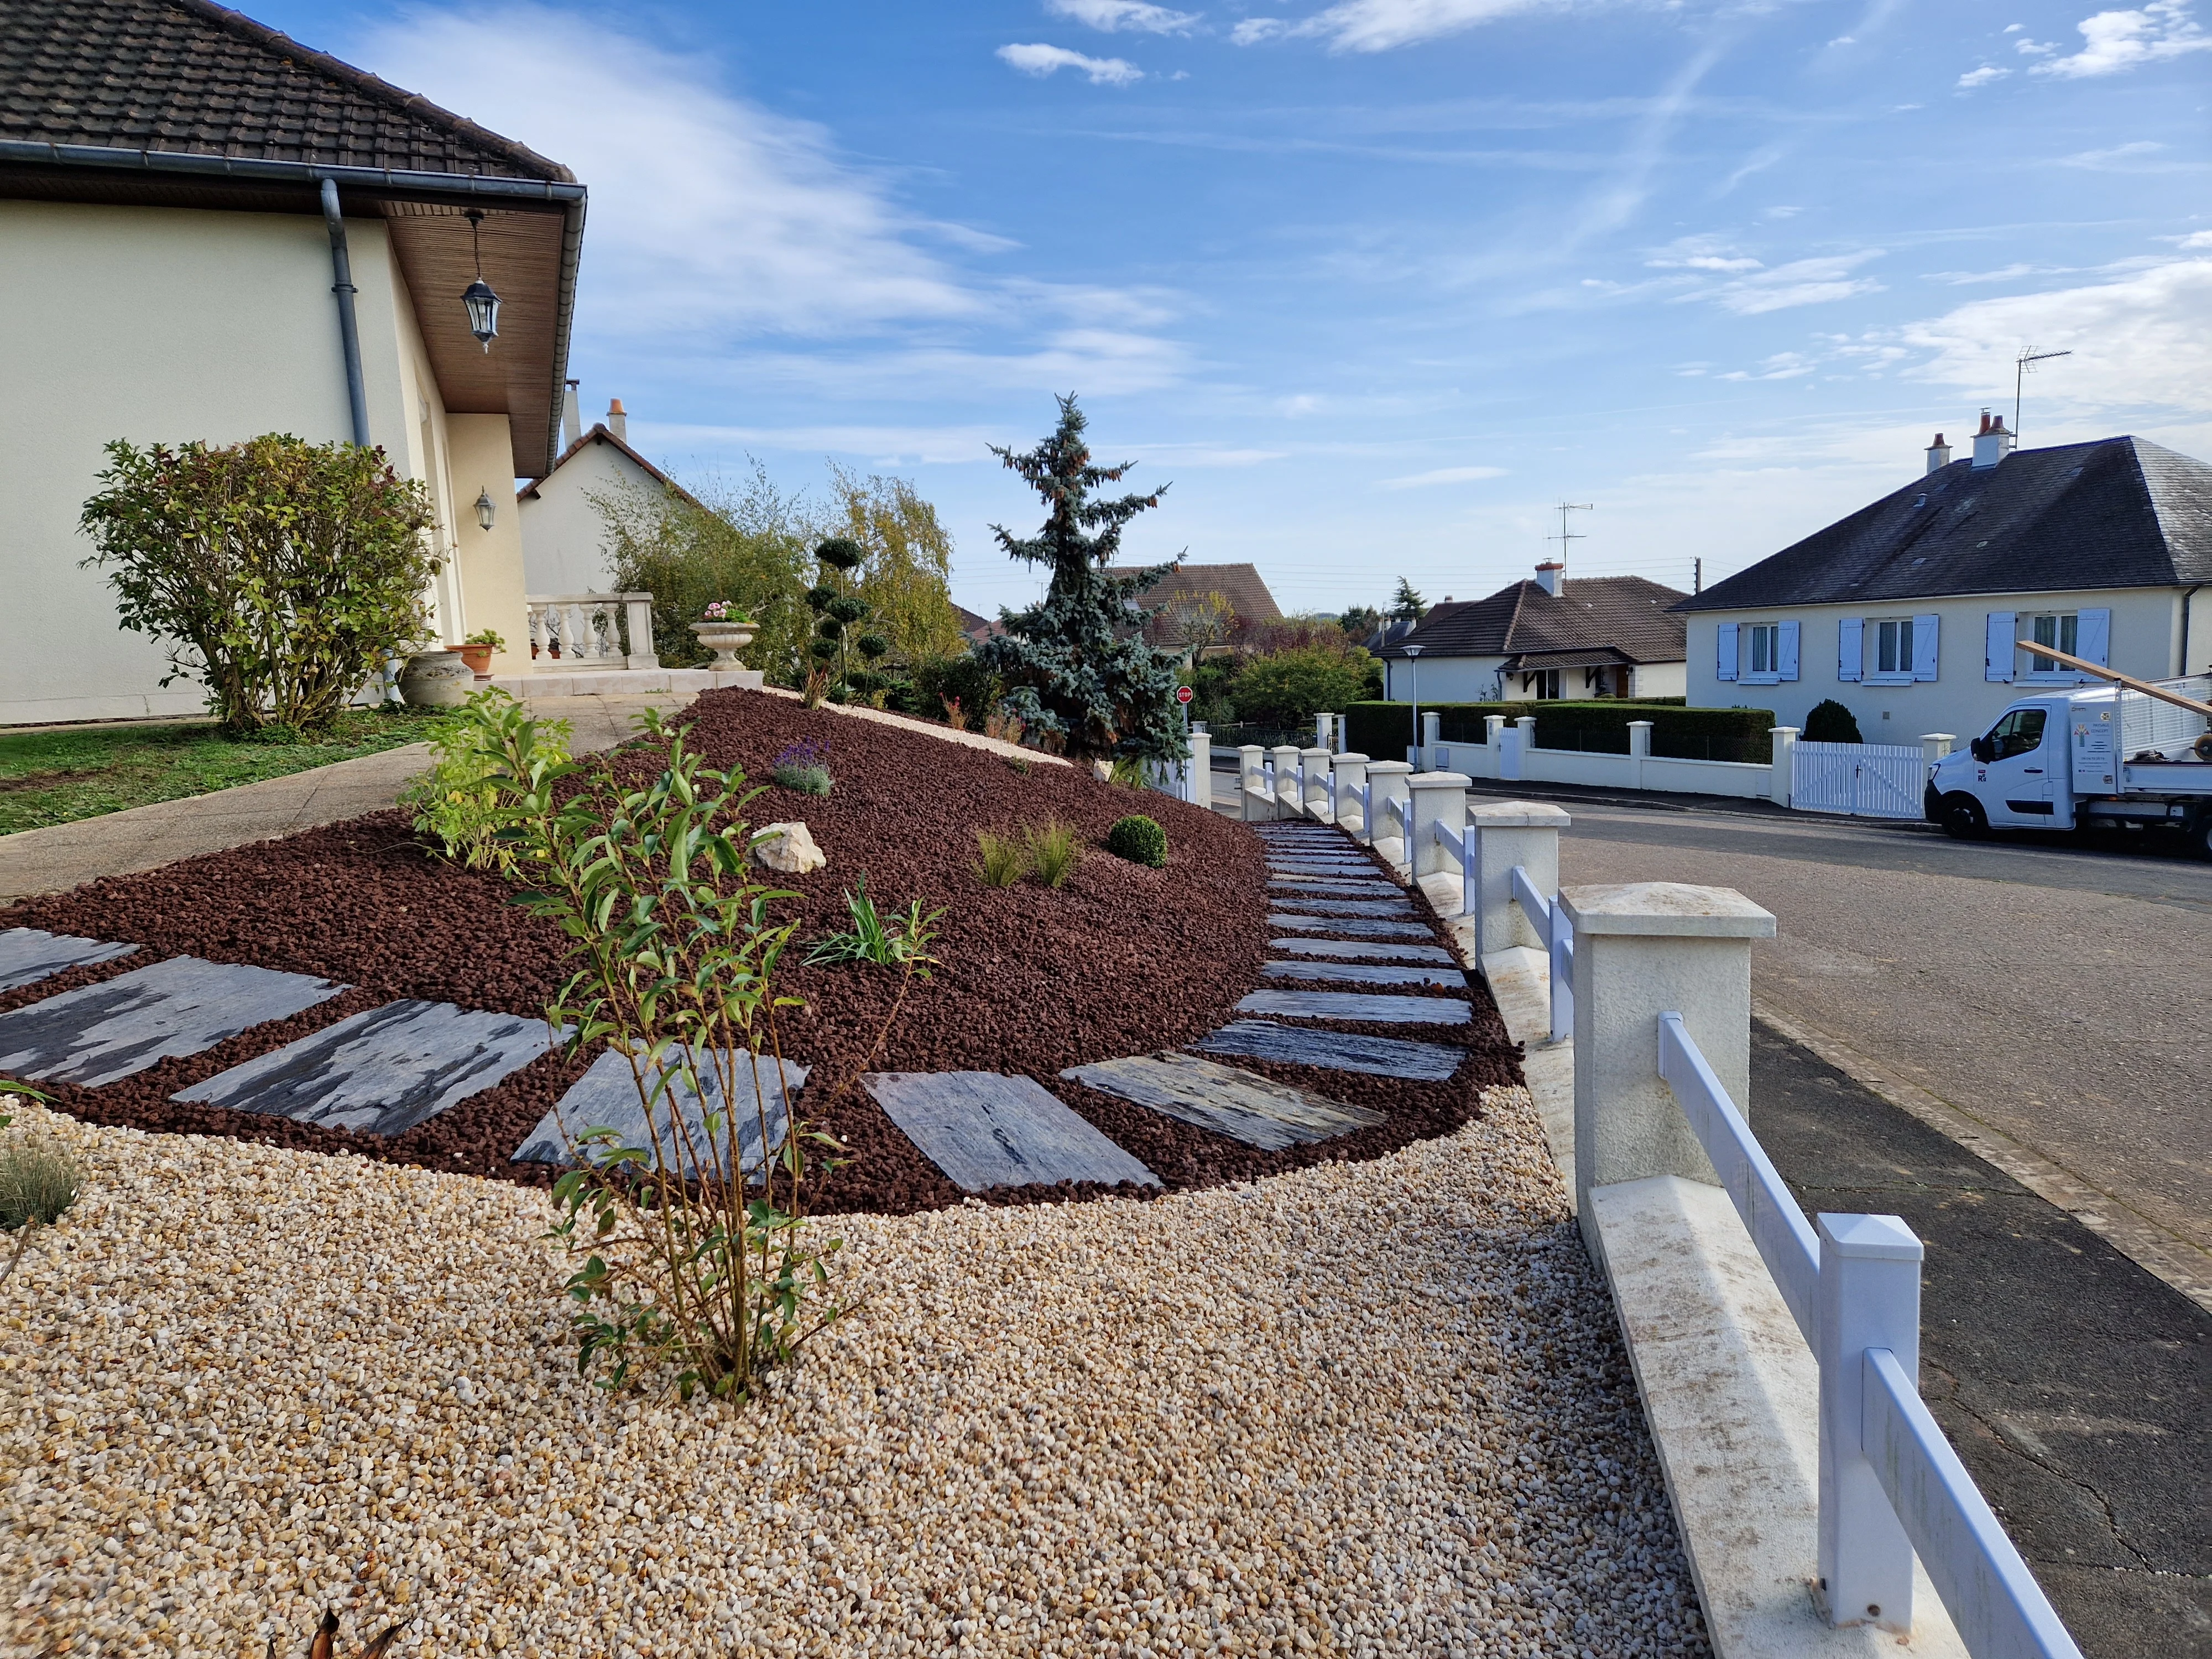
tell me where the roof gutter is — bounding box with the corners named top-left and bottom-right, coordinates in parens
top-left (2182, 584), bottom-right (2203, 678)
top-left (1, 140), bottom-right (586, 474)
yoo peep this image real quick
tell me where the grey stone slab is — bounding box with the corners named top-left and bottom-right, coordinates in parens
top-left (1267, 875), bottom-right (1398, 893)
top-left (1237, 989), bottom-right (1471, 1025)
top-left (1062, 1051), bottom-right (1383, 1150)
top-left (514, 1047), bottom-right (807, 1178)
top-left (174, 999), bottom-right (556, 1135)
top-left (1270, 895), bottom-right (1415, 916)
top-left (1190, 1020), bottom-right (1464, 1082)
top-left (0, 954), bottom-right (347, 1088)
top-left (1267, 855), bottom-right (1378, 869)
top-left (1271, 936), bottom-right (1456, 964)
top-left (1264, 959), bottom-right (1465, 988)
top-left (0, 928), bottom-right (139, 992)
top-left (1269, 913), bottom-right (1434, 938)
top-left (866, 1071), bottom-right (1159, 1192)
top-left (1268, 867), bottom-right (1387, 882)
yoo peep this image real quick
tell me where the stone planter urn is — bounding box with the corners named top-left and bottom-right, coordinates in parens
top-left (398, 649), bottom-right (475, 708)
top-left (691, 620), bottom-right (756, 670)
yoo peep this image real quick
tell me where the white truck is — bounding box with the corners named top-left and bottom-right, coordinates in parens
top-left (1924, 669), bottom-right (2212, 855)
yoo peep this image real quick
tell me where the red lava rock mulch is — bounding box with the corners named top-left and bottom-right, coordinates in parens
top-left (0, 688), bottom-right (1522, 1214)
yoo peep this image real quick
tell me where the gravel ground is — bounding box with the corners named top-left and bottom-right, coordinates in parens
top-left (0, 1089), bottom-right (1708, 1659)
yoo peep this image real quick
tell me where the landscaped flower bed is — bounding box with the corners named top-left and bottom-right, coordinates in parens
top-left (0, 688), bottom-right (1519, 1214)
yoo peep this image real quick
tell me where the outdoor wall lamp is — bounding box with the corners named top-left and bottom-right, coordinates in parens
top-left (461, 210), bottom-right (500, 351)
top-left (474, 488), bottom-right (497, 531)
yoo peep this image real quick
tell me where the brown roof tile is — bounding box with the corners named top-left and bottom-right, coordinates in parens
top-left (1103, 562), bottom-right (1283, 646)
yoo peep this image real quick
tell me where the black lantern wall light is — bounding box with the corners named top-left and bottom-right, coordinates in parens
top-left (461, 209), bottom-right (500, 351)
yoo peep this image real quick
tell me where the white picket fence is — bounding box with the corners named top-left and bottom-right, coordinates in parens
top-left (1792, 740), bottom-right (1927, 820)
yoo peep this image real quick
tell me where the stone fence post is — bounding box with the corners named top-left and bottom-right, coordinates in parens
top-left (1770, 726), bottom-right (1799, 806)
top-left (1919, 732), bottom-right (1953, 766)
top-left (1472, 801), bottom-right (1571, 959)
top-left (1365, 760), bottom-right (1414, 853)
top-left (1627, 719), bottom-right (1653, 791)
top-left (1557, 881), bottom-right (1777, 1251)
top-left (1270, 744), bottom-right (1303, 816)
top-left (1407, 770), bottom-right (1472, 879)
top-left (1333, 753), bottom-right (1371, 838)
top-left (1300, 747), bottom-right (1333, 818)
top-left (1187, 732), bottom-right (1212, 808)
top-left (1238, 744), bottom-right (1270, 822)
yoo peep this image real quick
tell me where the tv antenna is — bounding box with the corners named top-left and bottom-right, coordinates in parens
top-left (1548, 502), bottom-right (1593, 563)
top-left (2014, 348), bottom-right (2070, 443)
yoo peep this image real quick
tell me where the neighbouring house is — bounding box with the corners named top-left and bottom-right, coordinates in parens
top-left (1105, 562), bottom-right (1283, 656)
top-left (1676, 416), bottom-right (2212, 743)
top-left (0, 0), bottom-right (584, 723)
top-left (1372, 565), bottom-right (1689, 703)
top-left (517, 392), bottom-right (699, 597)
top-left (954, 604), bottom-right (1003, 646)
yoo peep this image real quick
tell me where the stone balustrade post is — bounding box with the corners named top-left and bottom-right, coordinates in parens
top-left (1771, 726), bottom-right (1799, 806)
top-left (1364, 760), bottom-right (1414, 853)
top-left (1238, 745), bottom-right (1269, 822)
top-left (1314, 713), bottom-right (1334, 751)
top-left (1557, 881), bottom-right (1777, 1250)
top-left (1270, 745), bottom-right (1304, 816)
top-left (1627, 719), bottom-right (1653, 790)
top-left (1418, 711), bottom-right (1441, 770)
top-left (1472, 801), bottom-right (1572, 959)
top-left (1300, 747), bottom-right (1333, 818)
top-left (624, 596), bottom-right (660, 669)
top-left (1187, 732), bottom-right (1212, 808)
top-left (1919, 732), bottom-right (1954, 765)
top-left (1408, 770), bottom-right (1472, 879)
top-left (1332, 753), bottom-right (1370, 836)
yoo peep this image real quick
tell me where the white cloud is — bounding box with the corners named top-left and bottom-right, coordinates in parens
top-left (998, 42), bottom-right (1146, 82)
top-left (2014, 35), bottom-right (2057, 53)
top-left (1719, 351), bottom-right (1818, 382)
top-left (1230, 17), bottom-right (1288, 41)
top-left (2032, 0), bottom-right (2212, 76)
top-left (1956, 64), bottom-right (2011, 86)
top-left (1378, 465), bottom-right (1510, 488)
top-left (1230, 0), bottom-right (1559, 51)
top-left (2180, 231), bottom-right (2212, 249)
top-left (1670, 251), bottom-right (1887, 314)
top-left (2060, 139), bottom-right (2177, 168)
top-left (1045, 0), bottom-right (1201, 32)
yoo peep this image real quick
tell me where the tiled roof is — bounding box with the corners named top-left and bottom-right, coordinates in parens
top-left (1378, 575), bottom-right (1688, 665)
top-left (0, 0), bottom-right (571, 181)
top-left (1104, 562), bottom-right (1284, 646)
top-left (1676, 436), bottom-right (2212, 613)
top-left (518, 426), bottom-right (704, 511)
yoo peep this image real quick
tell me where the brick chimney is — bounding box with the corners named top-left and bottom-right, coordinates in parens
top-left (1924, 431), bottom-right (1951, 474)
top-left (1534, 560), bottom-right (1563, 596)
top-left (1971, 408), bottom-right (2013, 469)
top-left (608, 398), bottom-right (628, 442)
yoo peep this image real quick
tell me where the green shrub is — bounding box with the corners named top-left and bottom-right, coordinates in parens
top-left (771, 739), bottom-right (833, 796)
top-left (1803, 698), bottom-right (1864, 744)
top-left (79, 434), bottom-right (440, 733)
top-left (974, 830), bottom-right (1030, 888)
top-left (1343, 700), bottom-right (1776, 765)
top-left (1025, 818), bottom-right (1083, 888)
top-left (803, 874), bottom-right (943, 972)
top-left (1107, 813), bottom-right (1168, 868)
top-left (1230, 644), bottom-right (1377, 729)
top-left (0, 1135), bottom-right (81, 1233)
top-left (402, 689), bottom-right (570, 872)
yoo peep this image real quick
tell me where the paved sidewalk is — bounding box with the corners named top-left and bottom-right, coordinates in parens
top-left (0, 692), bottom-right (689, 901)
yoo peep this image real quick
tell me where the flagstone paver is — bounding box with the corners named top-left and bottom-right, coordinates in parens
top-left (1062, 1051), bottom-right (1383, 1150)
top-left (1267, 875), bottom-right (1397, 892)
top-left (174, 999), bottom-right (557, 1135)
top-left (514, 1048), bottom-right (807, 1176)
top-left (1270, 936), bottom-right (1455, 964)
top-left (1237, 988), bottom-right (1472, 1026)
top-left (0, 927), bottom-right (138, 992)
top-left (1190, 1019), bottom-right (1464, 1081)
top-left (0, 956), bottom-right (346, 1088)
top-left (1269, 914), bottom-right (1433, 938)
top-left (865, 1071), bottom-right (1159, 1191)
top-left (1262, 959), bottom-right (1465, 988)
top-left (1267, 895), bottom-right (1414, 916)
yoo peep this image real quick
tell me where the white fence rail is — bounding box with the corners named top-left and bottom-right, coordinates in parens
top-left (1655, 1012), bottom-right (2082, 1658)
top-left (1431, 817), bottom-right (1475, 914)
top-left (1512, 865), bottom-right (1574, 1042)
top-left (1791, 740), bottom-right (1926, 819)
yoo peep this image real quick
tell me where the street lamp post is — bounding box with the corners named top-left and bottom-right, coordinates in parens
top-left (1404, 644), bottom-right (1424, 766)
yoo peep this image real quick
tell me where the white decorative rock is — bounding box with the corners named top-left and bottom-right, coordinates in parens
top-left (1091, 759), bottom-right (1115, 782)
top-left (752, 821), bottom-right (826, 874)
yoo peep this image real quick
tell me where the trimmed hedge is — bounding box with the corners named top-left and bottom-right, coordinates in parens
top-left (1343, 701), bottom-right (1778, 765)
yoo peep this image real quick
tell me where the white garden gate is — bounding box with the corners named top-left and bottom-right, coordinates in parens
top-left (1791, 740), bottom-right (1926, 819)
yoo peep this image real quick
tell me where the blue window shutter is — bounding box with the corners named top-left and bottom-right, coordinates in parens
top-left (1777, 620), bottom-right (1800, 681)
top-left (1913, 613), bottom-right (1939, 681)
top-left (1985, 611), bottom-right (2016, 682)
top-left (1838, 617), bottom-right (1864, 682)
top-left (2076, 608), bottom-right (2111, 670)
top-left (1716, 623), bottom-right (1739, 682)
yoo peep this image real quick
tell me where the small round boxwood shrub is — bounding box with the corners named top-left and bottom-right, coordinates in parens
top-left (1803, 698), bottom-right (1864, 744)
top-left (1106, 813), bottom-right (1167, 868)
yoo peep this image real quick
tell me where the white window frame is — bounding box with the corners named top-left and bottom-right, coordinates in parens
top-left (2022, 611), bottom-right (2079, 680)
top-left (1743, 623), bottom-right (1778, 684)
top-left (1867, 616), bottom-right (1917, 685)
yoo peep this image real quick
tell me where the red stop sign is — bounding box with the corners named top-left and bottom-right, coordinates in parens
top-left (1175, 686), bottom-right (1194, 705)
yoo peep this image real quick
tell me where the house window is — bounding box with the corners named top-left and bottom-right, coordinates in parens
top-left (2026, 612), bottom-right (2078, 674)
top-left (1520, 669), bottom-right (1562, 700)
top-left (1748, 624), bottom-right (1777, 677)
top-left (1875, 618), bottom-right (1917, 677)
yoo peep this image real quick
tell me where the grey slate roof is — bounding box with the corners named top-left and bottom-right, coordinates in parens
top-left (0, 0), bottom-right (571, 181)
top-left (1676, 436), bottom-right (2212, 613)
top-left (1375, 575), bottom-right (1688, 665)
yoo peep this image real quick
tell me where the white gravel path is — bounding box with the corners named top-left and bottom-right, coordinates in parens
top-left (0, 1089), bottom-right (1709, 1659)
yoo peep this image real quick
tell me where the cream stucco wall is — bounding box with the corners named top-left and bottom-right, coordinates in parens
top-left (444, 415), bottom-right (532, 677)
top-left (1381, 654), bottom-right (1688, 703)
top-left (517, 436), bottom-right (660, 597)
top-left (1683, 586), bottom-right (2193, 745)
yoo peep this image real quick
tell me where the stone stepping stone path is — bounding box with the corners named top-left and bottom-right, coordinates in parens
top-left (1062, 1051), bottom-right (1383, 1150)
top-left (1266, 856), bottom-right (1379, 873)
top-left (0, 955), bottom-right (346, 1088)
top-left (865, 1071), bottom-right (1160, 1192)
top-left (1271, 936), bottom-right (1455, 964)
top-left (1268, 875), bottom-right (1396, 892)
top-left (1263, 959), bottom-right (1464, 988)
top-left (175, 999), bottom-right (557, 1135)
top-left (1192, 1019), bottom-right (1463, 1082)
top-left (1270, 914), bottom-right (1433, 939)
top-left (0, 928), bottom-right (139, 993)
top-left (514, 1048), bottom-right (807, 1177)
top-left (1270, 895), bottom-right (1414, 916)
top-left (1237, 988), bottom-right (1471, 1026)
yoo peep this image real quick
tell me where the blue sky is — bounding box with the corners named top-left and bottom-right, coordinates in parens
top-left (268, 0), bottom-right (2207, 616)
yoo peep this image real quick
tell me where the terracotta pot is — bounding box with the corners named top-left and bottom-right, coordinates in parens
top-left (691, 621), bottom-right (757, 670)
top-left (457, 643), bottom-right (495, 678)
top-left (398, 650), bottom-right (474, 708)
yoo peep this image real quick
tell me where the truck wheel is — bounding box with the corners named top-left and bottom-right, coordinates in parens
top-left (1939, 794), bottom-right (1987, 840)
top-left (2195, 814), bottom-right (2212, 860)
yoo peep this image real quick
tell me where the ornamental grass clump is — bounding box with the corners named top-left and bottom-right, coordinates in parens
top-left (401, 688), bottom-right (570, 872)
top-left (772, 738), bottom-right (833, 796)
top-left (1107, 813), bottom-right (1168, 868)
top-left (0, 1135), bottom-right (79, 1235)
top-left (1025, 818), bottom-right (1083, 888)
top-left (484, 707), bottom-right (873, 1403)
top-left (974, 829), bottom-right (1029, 888)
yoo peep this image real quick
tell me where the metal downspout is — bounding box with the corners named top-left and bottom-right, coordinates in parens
top-left (2181, 584), bottom-right (2203, 678)
top-left (320, 179), bottom-right (372, 447)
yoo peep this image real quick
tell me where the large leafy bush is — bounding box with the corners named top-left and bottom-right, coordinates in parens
top-left (79, 435), bottom-right (438, 733)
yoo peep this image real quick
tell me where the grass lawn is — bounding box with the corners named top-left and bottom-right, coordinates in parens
top-left (0, 707), bottom-right (450, 834)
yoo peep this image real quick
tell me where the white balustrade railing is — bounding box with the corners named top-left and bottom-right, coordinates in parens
top-left (1511, 864), bottom-right (1574, 1042)
top-left (1431, 816), bottom-right (1475, 915)
top-left (1655, 1012), bottom-right (2083, 1659)
top-left (525, 592), bottom-right (658, 671)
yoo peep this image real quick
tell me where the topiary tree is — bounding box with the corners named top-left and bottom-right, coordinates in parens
top-left (1803, 698), bottom-right (1864, 744)
top-left (803, 537), bottom-right (872, 706)
top-left (1106, 813), bottom-right (1168, 868)
top-left (79, 435), bottom-right (437, 733)
top-left (974, 395), bottom-right (1185, 763)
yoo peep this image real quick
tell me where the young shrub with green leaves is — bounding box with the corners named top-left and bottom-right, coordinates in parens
top-left (1106, 813), bottom-right (1168, 868)
top-left (485, 708), bottom-right (875, 1402)
top-left (1024, 818), bottom-right (1083, 888)
top-left (79, 435), bottom-right (439, 733)
top-left (803, 874), bottom-right (944, 972)
top-left (401, 689), bottom-right (571, 872)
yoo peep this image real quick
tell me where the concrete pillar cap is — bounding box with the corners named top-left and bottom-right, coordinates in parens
top-left (1919, 732), bottom-right (1955, 742)
top-left (1407, 770), bottom-right (1472, 789)
top-left (1335, 752), bottom-right (1370, 764)
top-left (1471, 801), bottom-right (1572, 828)
top-left (1364, 760), bottom-right (1415, 776)
top-left (1559, 881), bottom-right (1776, 938)
top-left (1625, 718), bottom-right (1655, 728)
top-left (1299, 747), bottom-right (1332, 759)
top-left (1817, 1212), bottom-right (1923, 1259)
